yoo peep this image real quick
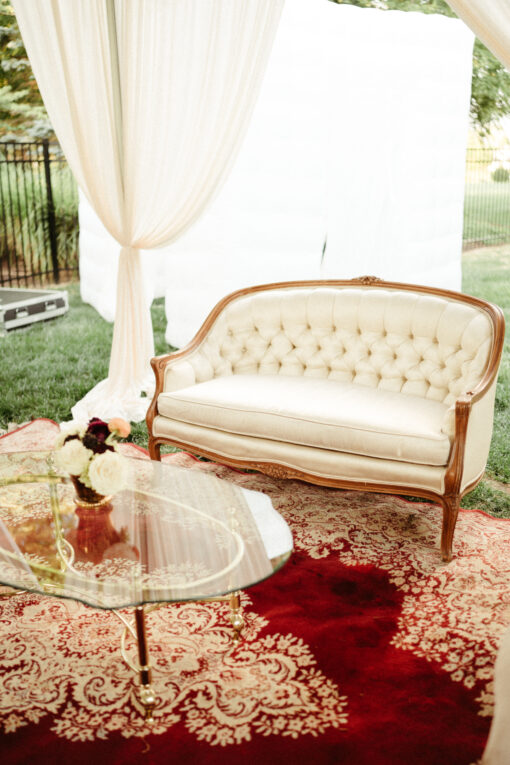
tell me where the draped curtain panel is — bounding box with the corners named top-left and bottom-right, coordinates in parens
top-left (12, 0), bottom-right (284, 422)
top-left (446, 0), bottom-right (510, 70)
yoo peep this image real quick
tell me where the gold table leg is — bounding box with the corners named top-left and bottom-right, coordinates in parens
top-left (134, 606), bottom-right (156, 723)
top-left (229, 591), bottom-right (244, 643)
top-left (115, 592), bottom-right (244, 721)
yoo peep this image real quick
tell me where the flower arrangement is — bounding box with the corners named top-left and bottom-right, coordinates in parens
top-left (55, 417), bottom-right (131, 500)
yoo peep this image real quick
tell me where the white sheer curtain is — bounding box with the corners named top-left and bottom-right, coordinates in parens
top-left (446, 1), bottom-right (510, 69)
top-left (12, 0), bottom-right (283, 422)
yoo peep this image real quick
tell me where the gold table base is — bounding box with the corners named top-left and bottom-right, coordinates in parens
top-left (113, 592), bottom-right (245, 722)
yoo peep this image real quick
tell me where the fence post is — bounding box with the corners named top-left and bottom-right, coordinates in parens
top-left (42, 139), bottom-right (59, 284)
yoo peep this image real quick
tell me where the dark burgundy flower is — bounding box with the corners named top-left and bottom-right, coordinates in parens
top-left (86, 418), bottom-right (110, 443)
top-left (82, 433), bottom-right (110, 454)
top-left (82, 418), bottom-right (113, 454)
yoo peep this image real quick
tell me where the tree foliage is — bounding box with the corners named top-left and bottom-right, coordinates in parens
top-left (0, 0), bottom-right (52, 139)
top-left (334, 0), bottom-right (510, 135)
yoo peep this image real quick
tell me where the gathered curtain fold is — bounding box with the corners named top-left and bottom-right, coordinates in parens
top-left (12, 0), bottom-right (284, 421)
top-left (446, 0), bottom-right (510, 70)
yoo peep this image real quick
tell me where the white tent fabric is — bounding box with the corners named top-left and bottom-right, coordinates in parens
top-left (77, 3), bottom-right (473, 347)
top-left (163, 0), bottom-right (329, 346)
top-left (447, 0), bottom-right (510, 70)
top-left (13, 0), bottom-right (283, 422)
top-left (158, 2), bottom-right (473, 346)
top-left (321, 5), bottom-right (474, 289)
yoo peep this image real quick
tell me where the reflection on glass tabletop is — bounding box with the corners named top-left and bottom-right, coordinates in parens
top-left (0, 451), bottom-right (293, 610)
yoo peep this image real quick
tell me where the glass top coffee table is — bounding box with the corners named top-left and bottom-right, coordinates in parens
top-left (0, 451), bottom-right (293, 721)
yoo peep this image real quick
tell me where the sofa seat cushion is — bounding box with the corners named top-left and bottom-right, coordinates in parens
top-left (158, 374), bottom-right (452, 466)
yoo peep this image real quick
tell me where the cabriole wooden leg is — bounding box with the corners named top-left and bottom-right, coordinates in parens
top-left (440, 495), bottom-right (460, 563)
top-left (148, 438), bottom-right (161, 461)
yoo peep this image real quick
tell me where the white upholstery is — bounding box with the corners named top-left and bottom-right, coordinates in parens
top-left (152, 415), bottom-right (447, 494)
top-left (158, 375), bottom-right (451, 466)
top-left (461, 378), bottom-right (499, 492)
top-left (164, 288), bottom-right (493, 409)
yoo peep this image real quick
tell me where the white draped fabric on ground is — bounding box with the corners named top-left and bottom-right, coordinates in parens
top-left (79, 1), bottom-right (474, 348)
top-left (12, 0), bottom-right (283, 422)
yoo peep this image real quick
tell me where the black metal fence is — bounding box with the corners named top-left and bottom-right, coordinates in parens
top-left (1, 142), bottom-right (510, 288)
top-left (0, 140), bottom-right (79, 287)
top-left (464, 147), bottom-right (510, 249)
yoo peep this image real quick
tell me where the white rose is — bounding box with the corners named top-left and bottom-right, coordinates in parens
top-left (88, 450), bottom-right (127, 496)
top-left (55, 438), bottom-right (92, 476)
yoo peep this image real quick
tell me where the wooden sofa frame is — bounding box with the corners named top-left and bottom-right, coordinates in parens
top-left (147, 277), bottom-right (505, 562)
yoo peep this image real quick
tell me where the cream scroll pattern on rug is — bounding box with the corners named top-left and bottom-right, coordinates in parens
top-left (0, 422), bottom-right (508, 745)
top-left (0, 592), bottom-right (347, 743)
top-left (196, 460), bottom-right (510, 720)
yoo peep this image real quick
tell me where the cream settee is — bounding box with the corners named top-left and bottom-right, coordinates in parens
top-left (147, 278), bottom-right (505, 561)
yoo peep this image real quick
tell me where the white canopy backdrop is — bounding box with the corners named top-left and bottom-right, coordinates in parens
top-left (78, 1), bottom-right (474, 348)
top-left (321, 4), bottom-right (473, 289)
top-left (12, 0), bottom-right (284, 421)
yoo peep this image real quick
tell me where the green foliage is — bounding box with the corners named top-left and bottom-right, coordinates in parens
top-left (333, 0), bottom-right (510, 134)
top-left (491, 166), bottom-right (510, 183)
top-left (0, 0), bottom-right (52, 139)
top-left (0, 84), bottom-right (50, 138)
top-left (460, 482), bottom-right (510, 518)
top-left (471, 39), bottom-right (510, 135)
top-left (462, 245), bottom-right (510, 488)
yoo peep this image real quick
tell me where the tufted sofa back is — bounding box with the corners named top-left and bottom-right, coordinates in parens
top-left (165, 286), bottom-right (495, 406)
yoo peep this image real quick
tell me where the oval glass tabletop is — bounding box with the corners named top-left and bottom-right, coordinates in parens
top-left (0, 451), bottom-right (293, 610)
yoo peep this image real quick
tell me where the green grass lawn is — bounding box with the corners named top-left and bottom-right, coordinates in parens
top-left (0, 283), bottom-right (171, 447)
top-left (461, 245), bottom-right (510, 515)
top-left (1, 255), bottom-right (509, 517)
top-left (463, 182), bottom-right (510, 246)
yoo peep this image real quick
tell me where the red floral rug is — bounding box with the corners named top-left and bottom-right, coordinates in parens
top-left (0, 420), bottom-right (509, 764)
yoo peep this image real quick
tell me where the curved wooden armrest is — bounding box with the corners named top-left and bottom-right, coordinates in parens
top-left (443, 395), bottom-right (473, 497)
top-left (146, 352), bottom-right (181, 436)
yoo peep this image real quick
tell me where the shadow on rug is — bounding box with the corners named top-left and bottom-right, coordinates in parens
top-left (0, 420), bottom-right (509, 765)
